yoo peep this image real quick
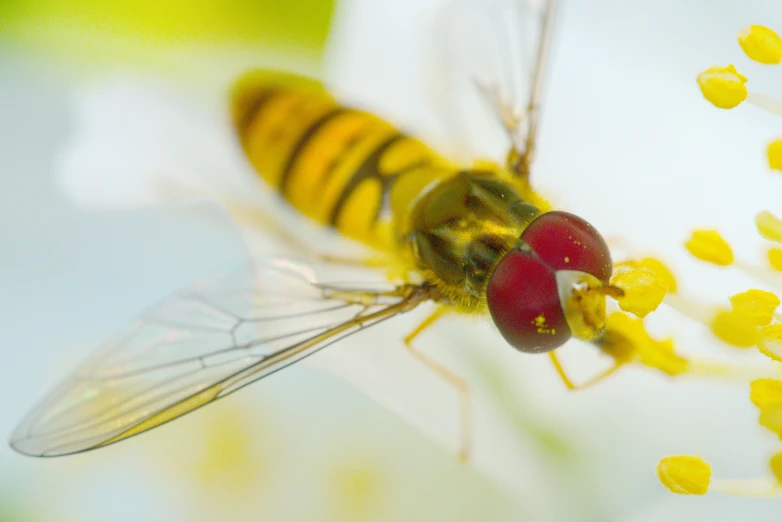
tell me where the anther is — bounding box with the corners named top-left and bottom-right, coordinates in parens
top-left (768, 248), bottom-right (782, 272)
top-left (755, 210), bottom-right (782, 243)
top-left (750, 378), bottom-right (782, 408)
top-left (657, 456), bottom-right (711, 495)
top-left (738, 25), bottom-right (782, 64)
top-left (768, 139), bottom-right (782, 172)
top-left (610, 265), bottom-right (668, 317)
top-left (696, 65), bottom-right (748, 109)
top-left (685, 229), bottom-right (734, 266)
top-left (730, 289), bottom-right (780, 326)
top-left (710, 308), bottom-right (760, 348)
top-left (758, 325), bottom-right (782, 362)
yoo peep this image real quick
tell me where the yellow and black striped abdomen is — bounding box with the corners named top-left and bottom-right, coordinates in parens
top-left (231, 71), bottom-right (452, 251)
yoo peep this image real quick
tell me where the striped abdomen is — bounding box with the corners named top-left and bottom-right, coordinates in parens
top-left (231, 70), bottom-right (453, 250)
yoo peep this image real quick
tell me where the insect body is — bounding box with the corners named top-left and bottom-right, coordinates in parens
top-left (10, 0), bottom-right (620, 459)
top-left (231, 72), bottom-right (531, 306)
top-left (231, 71), bottom-right (449, 252)
top-left (232, 70), bottom-right (613, 350)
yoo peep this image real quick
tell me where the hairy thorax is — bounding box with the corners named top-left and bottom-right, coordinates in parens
top-left (403, 170), bottom-right (541, 312)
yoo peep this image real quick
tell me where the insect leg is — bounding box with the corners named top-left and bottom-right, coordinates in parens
top-left (547, 351), bottom-right (575, 389)
top-left (548, 351), bottom-right (626, 391)
top-left (404, 307), bottom-right (472, 463)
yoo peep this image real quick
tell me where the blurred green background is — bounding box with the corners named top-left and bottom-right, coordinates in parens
top-left (0, 0), bottom-right (335, 63)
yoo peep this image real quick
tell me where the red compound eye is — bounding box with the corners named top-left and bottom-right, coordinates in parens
top-left (520, 211), bottom-right (612, 283)
top-left (487, 248), bottom-right (571, 353)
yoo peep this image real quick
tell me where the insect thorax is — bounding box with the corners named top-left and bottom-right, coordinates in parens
top-left (404, 170), bottom-right (540, 311)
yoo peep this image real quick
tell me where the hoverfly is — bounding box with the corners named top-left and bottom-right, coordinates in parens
top-left (10, 0), bottom-right (622, 461)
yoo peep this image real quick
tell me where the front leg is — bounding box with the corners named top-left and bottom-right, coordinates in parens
top-left (404, 307), bottom-right (473, 462)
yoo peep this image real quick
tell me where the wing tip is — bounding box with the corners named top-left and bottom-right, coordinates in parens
top-left (8, 423), bottom-right (94, 458)
top-left (8, 436), bottom-right (46, 458)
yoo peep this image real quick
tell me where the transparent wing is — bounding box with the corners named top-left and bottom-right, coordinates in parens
top-left (429, 0), bottom-right (558, 173)
top-left (10, 258), bottom-right (428, 457)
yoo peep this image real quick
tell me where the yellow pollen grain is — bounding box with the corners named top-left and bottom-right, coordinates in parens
top-left (771, 453), bottom-right (782, 484)
top-left (768, 139), bottom-right (782, 172)
top-left (685, 229), bottom-right (734, 266)
top-left (755, 210), bottom-right (782, 243)
top-left (750, 378), bottom-right (782, 408)
top-left (533, 314), bottom-right (554, 335)
top-left (730, 289), bottom-right (780, 326)
top-left (610, 266), bottom-right (668, 318)
top-left (696, 64), bottom-right (748, 109)
top-left (738, 25), bottom-right (782, 64)
top-left (758, 325), bottom-right (782, 362)
top-left (768, 248), bottom-right (782, 272)
top-left (657, 456), bottom-right (711, 495)
top-left (710, 308), bottom-right (760, 347)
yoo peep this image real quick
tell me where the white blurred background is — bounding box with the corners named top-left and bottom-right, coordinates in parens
top-left (2, 0), bottom-right (782, 520)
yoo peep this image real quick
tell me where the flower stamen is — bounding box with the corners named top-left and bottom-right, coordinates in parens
top-left (697, 65), bottom-right (748, 109)
top-left (657, 456), bottom-right (711, 495)
top-left (768, 139), bottom-right (782, 172)
top-left (659, 454), bottom-right (782, 497)
top-left (650, 20), bottom-right (782, 498)
top-left (684, 229), bottom-right (734, 266)
top-left (710, 478), bottom-right (782, 497)
top-left (610, 263), bottom-right (668, 317)
top-left (755, 211), bottom-right (782, 243)
top-left (738, 25), bottom-right (782, 65)
top-left (604, 249), bottom-right (782, 381)
top-left (746, 92), bottom-right (782, 119)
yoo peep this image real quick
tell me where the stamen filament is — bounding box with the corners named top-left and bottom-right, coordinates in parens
top-left (747, 92), bottom-right (782, 118)
top-left (664, 293), bottom-right (714, 323)
top-left (736, 259), bottom-right (782, 295)
top-left (711, 479), bottom-right (782, 497)
top-left (687, 359), bottom-right (782, 381)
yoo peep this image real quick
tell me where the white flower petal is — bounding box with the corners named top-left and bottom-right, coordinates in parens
top-left (56, 74), bottom-right (263, 210)
top-left (324, 0), bottom-right (525, 164)
top-left (324, 0), bottom-right (466, 159)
